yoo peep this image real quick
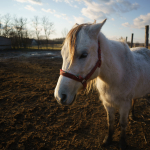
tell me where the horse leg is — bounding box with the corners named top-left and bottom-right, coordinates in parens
top-left (119, 103), bottom-right (131, 150)
top-left (129, 99), bottom-right (136, 120)
top-left (102, 104), bottom-right (115, 146)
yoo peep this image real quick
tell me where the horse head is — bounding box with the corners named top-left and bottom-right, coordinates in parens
top-left (54, 19), bottom-right (106, 105)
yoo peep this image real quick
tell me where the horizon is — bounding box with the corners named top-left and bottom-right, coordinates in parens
top-left (0, 0), bottom-right (150, 43)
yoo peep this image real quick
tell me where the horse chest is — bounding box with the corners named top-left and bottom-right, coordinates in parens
top-left (98, 86), bottom-right (121, 107)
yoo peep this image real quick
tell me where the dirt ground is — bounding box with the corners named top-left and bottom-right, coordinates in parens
top-left (1, 50), bottom-right (150, 150)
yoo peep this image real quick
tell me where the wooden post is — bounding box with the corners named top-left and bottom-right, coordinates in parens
top-left (145, 25), bottom-right (149, 49)
top-left (126, 37), bottom-right (128, 42)
top-left (131, 33), bottom-right (134, 48)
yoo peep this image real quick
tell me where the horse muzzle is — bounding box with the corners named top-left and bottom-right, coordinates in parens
top-left (54, 88), bottom-right (77, 105)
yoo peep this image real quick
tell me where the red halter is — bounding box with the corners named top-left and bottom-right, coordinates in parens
top-left (60, 41), bottom-right (101, 90)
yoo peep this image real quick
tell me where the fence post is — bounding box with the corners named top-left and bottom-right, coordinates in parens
top-left (131, 33), bottom-right (134, 48)
top-left (145, 25), bottom-right (149, 49)
top-left (126, 37), bottom-right (128, 42)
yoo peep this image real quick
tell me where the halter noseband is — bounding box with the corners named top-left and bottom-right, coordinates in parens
top-left (60, 41), bottom-right (101, 90)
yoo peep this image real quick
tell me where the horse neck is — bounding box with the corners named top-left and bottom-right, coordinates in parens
top-left (98, 33), bottom-right (121, 84)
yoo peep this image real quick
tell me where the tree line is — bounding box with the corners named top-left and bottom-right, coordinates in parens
top-left (0, 13), bottom-right (55, 49)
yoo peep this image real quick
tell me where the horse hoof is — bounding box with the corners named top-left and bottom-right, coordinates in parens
top-left (102, 135), bottom-right (112, 147)
top-left (119, 138), bottom-right (127, 150)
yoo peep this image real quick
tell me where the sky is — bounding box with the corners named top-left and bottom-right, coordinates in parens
top-left (0, 0), bottom-right (150, 43)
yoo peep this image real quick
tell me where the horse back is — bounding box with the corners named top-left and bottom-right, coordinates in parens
top-left (131, 47), bottom-right (150, 98)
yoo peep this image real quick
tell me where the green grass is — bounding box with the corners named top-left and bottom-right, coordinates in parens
top-left (12, 44), bottom-right (150, 51)
top-left (12, 44), bottom-right (62, 51)
top-left (29, 46), bottom-right (61, 50)
top-left (29, 44), bottom-right (62, 50)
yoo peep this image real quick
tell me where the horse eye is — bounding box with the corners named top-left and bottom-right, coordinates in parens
top-left (79, 53), bottom-right (88, 59)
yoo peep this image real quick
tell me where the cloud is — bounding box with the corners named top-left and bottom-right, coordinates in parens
top-left (97, 0), bottom-right (111, 2)
top-left (107, 35), bottom-right (120, 40)
top-left (61, 14), bottom-right (67, 16)
top-left (53, 0), bottom-right (73, 3)
top-left (54, 14), bottom-right (61, 18)
top-left (15, 0), bottom-right (42, 5)
top-left (73, 16), bottom-right (86, 24)
top-left (132, 13), bottom-right (150, 29)
top-left (53, 0), bottom-right (78, 8)
top-left (41, 8), bottom-right (55, 13)
top-left (61, 14), bottom-right (69, 20)
top-left (113, 0), bottom-right (139, 13)
top-left (74, 5), bottom-right (78, 8)
top-left (15, 0), bottom-right (28, 2)
top-left (53, 0), bottom-right (62, 2)
top-left (111, 18), bottom-right (115, 21)
top-left (80, 0), bottom-right (139, 21)
top-left (41, 8), bottom-right (69, 21)
top-left (81, 1), bottom-right (110, 20)
top-left (122, 22), bottom-right (129, 27)
top-left (25, 5), bottom-right (36, 11)
top-left (122, 13), bottom-right (150, 29)
top-left (53, 0), bottom-right (140, 14)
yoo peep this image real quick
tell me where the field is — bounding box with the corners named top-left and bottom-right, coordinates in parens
top-left (24, 43), bottom-right (150, 51)
top-left (15, 40), bottom-right (150, 53)
top-left (1, 50), bottom-right (150, 150)
top-left (28, 44), bottom-right (62, 51)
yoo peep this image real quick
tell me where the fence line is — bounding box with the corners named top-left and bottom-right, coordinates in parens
top-left (145, 25), bottom-right (149, 49)
top-left (131, 33), bottom-right (134, 48)
top-left (126, 25), bottom-right (149, 49)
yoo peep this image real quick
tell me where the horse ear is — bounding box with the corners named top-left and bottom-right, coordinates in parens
top-left (72, 23), bottom-right (79, 29)
top-left (89, 19), bottom-right (107, 39)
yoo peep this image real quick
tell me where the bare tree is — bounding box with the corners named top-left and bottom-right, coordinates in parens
top-left (22, 30), bottom-right (29, 48)
top-left (13, 16), bottom-right (27, 48)
top-left (42, 16), bottom-right (54, 49)
top-left (61, 27), bottom-right (68, 38)
top-left (2, 14), bottom-right (12, 38)
top-left (0, 14), bottom-right (2, 36)
top-left (32, 16), bottom-right (42, 49)
top-left (28, 30), bottom-right (34, 39)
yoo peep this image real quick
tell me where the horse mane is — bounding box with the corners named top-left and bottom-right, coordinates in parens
top-left (63, 22), bottom-right (95, 66)
top-left (85, 78), bottom-right (97, 94)
top-left (63, 24), bottom-right (86, 65)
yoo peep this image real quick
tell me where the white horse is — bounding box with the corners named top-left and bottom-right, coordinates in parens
top-left (54, 19), bottom-right (150, 150)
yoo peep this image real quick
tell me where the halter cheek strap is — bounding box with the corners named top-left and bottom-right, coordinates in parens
top-left (60, 69), bottom-right (87, 88)
top-left (60, 41), bottom-right (101, 90)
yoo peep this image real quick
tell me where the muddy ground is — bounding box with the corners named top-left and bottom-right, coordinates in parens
top-left (1, 50), bottom-right (150, 150)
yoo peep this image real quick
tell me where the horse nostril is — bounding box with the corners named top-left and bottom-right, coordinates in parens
top-left (61, 94), bottom-right (67, 104)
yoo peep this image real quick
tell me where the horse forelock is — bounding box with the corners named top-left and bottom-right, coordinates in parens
top-left (63, 23), bottom-right (92, 66)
